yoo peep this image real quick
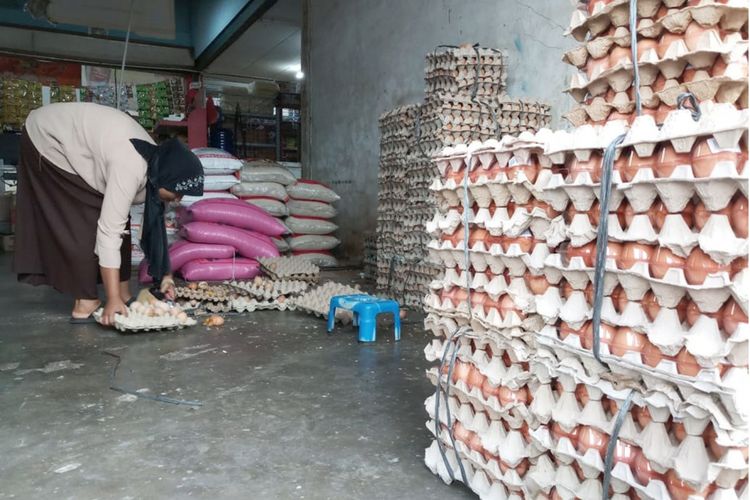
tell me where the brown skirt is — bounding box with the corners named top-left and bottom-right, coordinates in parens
top-left (13, 129), bottom-right (131, 299)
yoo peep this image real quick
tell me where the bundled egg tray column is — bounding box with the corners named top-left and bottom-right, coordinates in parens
top-left (421, 1), bottom-right (748, 499)
top-left (375, 45), bottom-right (551, 308)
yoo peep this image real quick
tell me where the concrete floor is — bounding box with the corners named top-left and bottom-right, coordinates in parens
top-left (0, 255), bottom-right (474, 500)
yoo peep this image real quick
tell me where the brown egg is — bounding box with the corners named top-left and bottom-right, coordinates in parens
top-left (657, 32), bottom-right (683, 58)
top-left (642, 341), bottom-right (673, 368)
top-left (562, 241), bottom-right (597, 267)
top-left (453, 421), bottom-right (472, 443)
top-left (692, 138), bottom-right (742, 178)
top-left (637, 39), bottom-right (659, 58)
top-left (581, 321), bottom-right (616, 350)
top-left (703, 424), bottom-right (726, 461)
top-left (641, 291), bottom-right (661, 322)
top-left (551, 422), bottom-right (580, 448)
top-left (503, 234), bottom-right (535, 254)
top-left (666, 469), bottom-right (714, 500)
top-left (685, 247), bottom-right (731, 285)
top-left (675, 347), bottom-right (704, 377)
top-left (524, 272), bottom-right (550, 295)
top-left (654, 143), bottom-right (691, 179)
top-left (730, 194), bottom-right (748, 238)
top-left (673, 421), bottom-right (687, 442)
top-left (632, 405), bottom-right (652, 430)
top-left (694, 201), bottom-right (731, 231)
top-left (732, 256), bottom-right (747, 278)
top-left (481, 378), bottom-right (501, 400)
top-left (614, 440), bottom-right (639, 467)
top-left (711, 54), bottom-right (728, 78)
top-left (684, 22), bottom-right (714, 51)
top-left (634, 450), bottom-right (665, 486)
top-left (508, 156), bottom-right (540, 183)
top-left (453, 360), bottom-right (472, 384)
top-left (499, 385), bottom-right (530, 406)
top-left (530, 198), bottom-right (559, 219)
top-left (577, 425), bottom-right (609, 458)
top-left (442, 228), bottom-right (464, 246)
top-left (650, 246), bottom-right (687, 279)
top-left (499, 457), bottom-right (529, 476)
top-left (499, 293), bottom-right (526, 319)
top-left (721, 298), bottom-right (748, 335)
top-left (610, 285), bottom-right (628, 313)
top-left (575, 384), bottom-right (589, 407)
top-left (467, 364), bottom-right (486, 390)
top-left (686, 299), bottom-right (721, 327)
top-left (550, 488), bottom-right (564, 500)
top-left (622, 149), bottom-right (656, 182)
top-left (612, 327), bottom-right (648, 357)
top-left (469, 432), bottom-right (484, 454)
top-left (586, 56), bottom-right (612, 79)
top-left (607, 242), bottom-right (624, 265)
top-left (609, 45), bottom-right (633, 68)
top-left (468, 228), bottom-right (490, 247)
top-left (619, 243), bottom-right (655, 270)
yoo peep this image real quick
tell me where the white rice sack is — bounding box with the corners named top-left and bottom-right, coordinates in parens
top-left (241, 162), bottom-right (296, 185)
top-left (203, 174), bottom-right (240, 191)
top-left (286, 181), bottom-right (340, 203)
top-left (244, 198), bottom-right (289, 217)
top-left (180, 192), bottom-right (238, 207)
top-left (292, 252), bottom-right (338, 267)
top-left (285, 216), bottom-right (337, 235)
top-left (286, 199), bottom-right (337, 219)
top-left (231, 182), bottom-right (288, 201)
top-left (287, 234), bottom-right (340, 251)
top-left (192, 148), bottom-right (243, 174)
top-left (272, 236), bottom-right (291, 253)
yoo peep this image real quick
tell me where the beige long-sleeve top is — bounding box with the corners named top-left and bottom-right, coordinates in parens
top-left (25, 102), bottom-right (153, 269)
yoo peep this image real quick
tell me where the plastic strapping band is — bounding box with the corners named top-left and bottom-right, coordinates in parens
top-left (677, 92), bottom-right (702, 122)
top-left (629, 0), bottom-right (642, 116)
top-left (462, 159), bottom-right (473, 318)
top-left (433, 326), bottom-right (469, 483)
top-left (470, 43), bottom-right (482, 101)
top-left (592, 133), bottom-right (627, 363)
top-left (601, 389), bottom-right (635, 500)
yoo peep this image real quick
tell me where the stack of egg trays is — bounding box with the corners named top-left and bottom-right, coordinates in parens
top-left (422, 111), bottom-right (748, 498)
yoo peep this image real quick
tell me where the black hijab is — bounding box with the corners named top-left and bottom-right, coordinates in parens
top-left (130, 138), bottom-right (204, 282)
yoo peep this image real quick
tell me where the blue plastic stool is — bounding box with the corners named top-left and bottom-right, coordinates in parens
top-left (327, 294), bottom-right (401, 343)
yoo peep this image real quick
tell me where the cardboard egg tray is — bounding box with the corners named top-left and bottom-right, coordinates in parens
top-left (257, 256), bottom-right (320, 282)
top-left (231, 296), bottom-right (297, 313)
top-left (93, 308), bottom-right (196, 333)
top-left (564, 35), bottom-right (748, 104)
top-left (175, 283), bottom-right (237, 302)
top-left (228, 278), bottom-right (310, 301)
top-left (568, 0), bottom-right (748, 43)
top-left (291, 281), bottom-right (362, 322)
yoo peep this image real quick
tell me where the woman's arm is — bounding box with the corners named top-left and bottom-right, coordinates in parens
top-left (100, 266), bottom-right (127, 325)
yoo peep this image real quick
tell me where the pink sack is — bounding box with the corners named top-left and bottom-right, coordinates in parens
top-left (137, 241), bottom-right (236, 283)
top-left (181, 221), bottom-right (280, 259)
top-left (185, 199), bottom-right (288, 236)
top-left (181, 258), bottom-right (261, 281)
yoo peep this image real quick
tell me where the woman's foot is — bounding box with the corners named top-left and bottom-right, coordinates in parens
top-left (72, 299), bottom-right (101, 319)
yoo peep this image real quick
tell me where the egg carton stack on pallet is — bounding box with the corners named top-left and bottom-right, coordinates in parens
top-left (375, 45), bottom-right (551, 308)
top-left (422, 1), bottom-right (748, 499)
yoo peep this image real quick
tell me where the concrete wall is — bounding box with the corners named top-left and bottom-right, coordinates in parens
top-left (303, 0), bottom-right (576, 260)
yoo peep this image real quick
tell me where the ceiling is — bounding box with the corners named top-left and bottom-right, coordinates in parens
top-left (204, 0), bottom-right (302, 82)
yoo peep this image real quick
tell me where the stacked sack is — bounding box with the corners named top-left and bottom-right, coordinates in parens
top-left (188, 147), bottom-right (242, 205)
top-left (285, 180), bottom-right (341, 267)
top-left (139, 198), bottom-right (286, 283)
top-left (233, 159), bottom-right (298, 254)
top-left (423, 2), bottom-right (748, 499)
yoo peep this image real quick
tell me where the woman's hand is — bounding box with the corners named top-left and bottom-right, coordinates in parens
top-left (160, 275), bottom-right (176, 301)
top-left (101, 297), bottom-right (128, 326)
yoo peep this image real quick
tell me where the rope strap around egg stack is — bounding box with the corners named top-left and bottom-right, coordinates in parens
top-left (434, 325), bottom-right (472, 484)
top-left (593, 0), bottom-right (641, 496)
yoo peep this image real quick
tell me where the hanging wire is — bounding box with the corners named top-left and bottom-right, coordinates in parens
top-left (677, 92), bottom-right (702, 122)
top-left (628, 0), bottom-right (642, 116)
top-left (116, 0), bottom-right (136, 110)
